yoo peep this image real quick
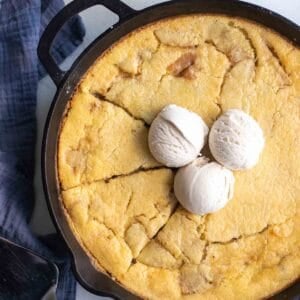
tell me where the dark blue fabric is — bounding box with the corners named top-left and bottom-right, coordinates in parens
top-left (0, 0), bottom-right (85, 299)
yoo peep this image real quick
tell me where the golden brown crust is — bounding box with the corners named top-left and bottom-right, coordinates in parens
top-left (58, 15), bottom-right (300, 299)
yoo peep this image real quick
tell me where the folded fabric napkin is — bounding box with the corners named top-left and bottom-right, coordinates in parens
top-left (0, 0), bottom-right (85, 299)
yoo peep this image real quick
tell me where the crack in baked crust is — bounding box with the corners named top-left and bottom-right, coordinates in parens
top-left (204, 40), bottom-right (229, 60)
top-left (228, 23), bottom-right (258, 66)
top-left (210, 223), bottom-right (270, 246)
top-left (265, 42), bottom-right (291, 77)
top-left (264, 42), bottom-right (293, 94)
top-left (202, 40), bottom-right (231, 117)
top-left (214, 63), bottom-right (235, 115)
top-left (103, 166), bottom-right (168, 184)
top-left (135, 202), bottom-right (179, 251)
top-left (204, 25), bottom-right (257, 118)
top-left (92, 91), bottom-right (149, 126)
top-left (63, 166), bottom-right (167, 191)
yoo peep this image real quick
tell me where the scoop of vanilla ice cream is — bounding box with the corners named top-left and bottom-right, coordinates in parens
top-left (148, 104), bottom-right (208, 167)
top-left (209, 109), bottom-right (265, 170)
top-left (174, 157), bottom-right (234, 215)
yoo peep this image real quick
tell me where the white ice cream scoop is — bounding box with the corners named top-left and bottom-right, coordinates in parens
top-left (209, 109), bottom-right (265, 170)
top-left (148, 104), bottom-right (208, 168)
top-left (174, 157), bottom-right (234, 215)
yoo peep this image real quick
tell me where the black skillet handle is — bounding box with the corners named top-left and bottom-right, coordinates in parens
top-left (38, 0), bottom-right (136, 86)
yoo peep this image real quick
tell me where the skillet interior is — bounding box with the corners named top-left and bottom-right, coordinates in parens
top-left (41, 0), bottom-right (300, 298)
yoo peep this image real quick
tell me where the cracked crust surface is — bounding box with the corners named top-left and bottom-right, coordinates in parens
top-left (58, 15), bottom-right (300, 299)
top-left (58, 92), bottom-right (159, 190)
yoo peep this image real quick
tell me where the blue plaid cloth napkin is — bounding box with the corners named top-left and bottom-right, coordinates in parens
top-left (0, 0), bottom-right (85, 299)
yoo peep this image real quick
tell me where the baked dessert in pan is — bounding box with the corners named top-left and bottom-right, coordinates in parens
top-left (58, 15), bottom-right (300, 299)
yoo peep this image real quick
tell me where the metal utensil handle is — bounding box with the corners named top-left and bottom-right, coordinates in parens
top-left (38, 0), bottom-right (136, 86)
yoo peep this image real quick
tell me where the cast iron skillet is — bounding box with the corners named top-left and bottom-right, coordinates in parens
top-left (38, 0), bottom-right (300, 298)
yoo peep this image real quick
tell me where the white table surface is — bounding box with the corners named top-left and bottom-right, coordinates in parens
top-left (32, 0), bottom-right (299, 299)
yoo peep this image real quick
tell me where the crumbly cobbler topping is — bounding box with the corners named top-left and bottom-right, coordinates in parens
top-left (58, 16), bottom-right (300, 299)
